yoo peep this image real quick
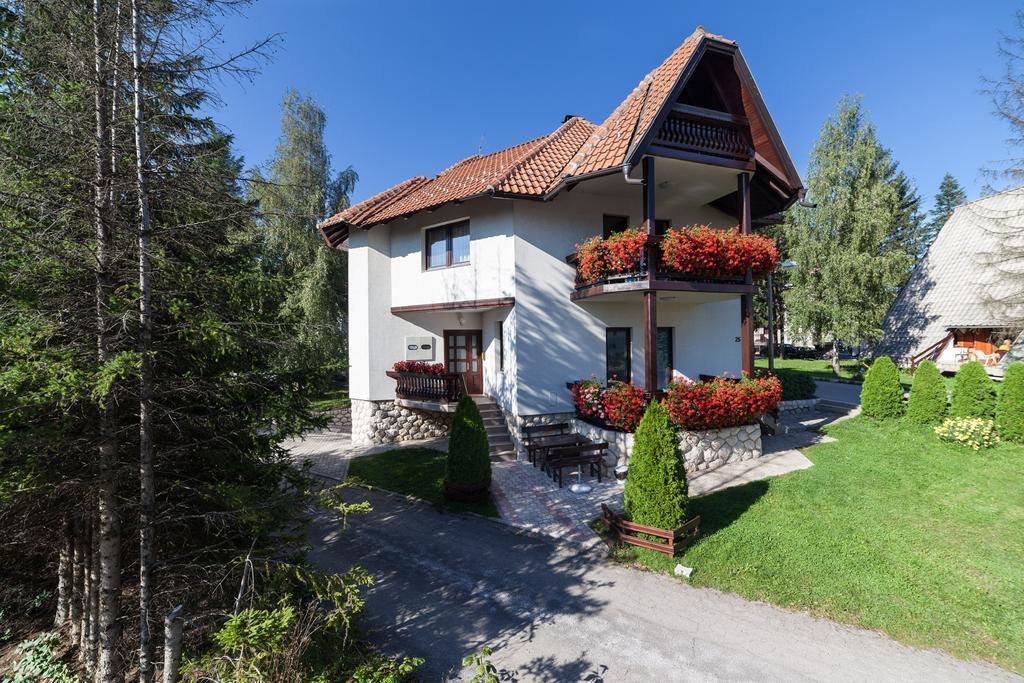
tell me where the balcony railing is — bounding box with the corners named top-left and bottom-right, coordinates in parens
top-left (385, 371), bottom-right (465, 404)
top-left (651, 106), bottom-right (754, 161)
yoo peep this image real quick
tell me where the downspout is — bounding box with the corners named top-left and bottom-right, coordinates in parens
top-left (622, 163), bottom-right (644, 185)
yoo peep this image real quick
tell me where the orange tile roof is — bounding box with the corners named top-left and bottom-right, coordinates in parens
top-left (322, 26), bottom-right (792, 237)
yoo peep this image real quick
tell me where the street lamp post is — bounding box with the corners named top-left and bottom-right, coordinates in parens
top-left (767, 260), bottom-right (798, 373)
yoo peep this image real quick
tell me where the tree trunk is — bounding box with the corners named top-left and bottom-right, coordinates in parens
top-left (86, 517), bottom-right (101, 679)
top-left (94, 1), bottom-right (122, 680)
top-left (55, 520), bottom-right (72, 626)
top-left (80, 521), bottom-right (92, 654)
top-left (70, 521), bottom-right (84, 645)
top-left (131, 2), bottom-right (156, 680)
top-left (831, 339), bottom-right (841, 375)
top-left (161, 606), bottom-right (184, 683)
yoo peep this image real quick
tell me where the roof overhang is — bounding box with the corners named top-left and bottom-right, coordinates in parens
top-left (391, 297), bottom-right (516, 315)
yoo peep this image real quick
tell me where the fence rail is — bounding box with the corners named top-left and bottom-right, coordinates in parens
top-left (385, 371), bottom-right (464, 403)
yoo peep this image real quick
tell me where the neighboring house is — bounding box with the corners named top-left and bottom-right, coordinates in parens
top-left (879, 188), bottom-right (1024, 375)
top-left (321, 27), bottom-right (804, 449)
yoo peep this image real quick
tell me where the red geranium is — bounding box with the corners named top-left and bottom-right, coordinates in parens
top-left (393, 360), bottom-right (446, 375)
top-left (604, 228), bottom-right (647, 274)
top-left (663, 374), bottom-right (781, 431)
top-left (660, 226), bottom-right (779, 280)
top-left (575, 236), bottom-right (608, 283)
top-left (603, 381), bottom-right (648, 431)
top-left (570, 377), bottom-right (606, 420)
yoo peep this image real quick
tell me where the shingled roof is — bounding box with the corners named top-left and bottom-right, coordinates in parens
top-left (878, 187), bottom-right (1024, 364)
top-left (320, 26), bottom-right (798, 247)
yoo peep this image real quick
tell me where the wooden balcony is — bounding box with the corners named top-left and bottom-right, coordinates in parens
top-left (385, 370), bottom-right (465, 412)
top-left (648, 105), bottom-right (754, 168)
top-left (566, 236), bottom-right (758, 302)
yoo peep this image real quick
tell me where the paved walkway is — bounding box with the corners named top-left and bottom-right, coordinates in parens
top-left (311, 487), bottom-right (1019, 682)
top-left (814, 379), bottom-right (862, 406)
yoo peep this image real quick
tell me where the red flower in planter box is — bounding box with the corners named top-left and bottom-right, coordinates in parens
top-left (393, 360), bottom-right (446, 375)
top-left (604, 228), bottom-right (647, 274)
top-left (603, 381), bottom-right (648, 431)
top-left (575, 236), bottom-right (608, 284)
top-left (660, 226), bottom-right (779, 280)
top-left (663, 374), bottom-right (781, 431)
top-left (570, 377), bottom-right (606, 420)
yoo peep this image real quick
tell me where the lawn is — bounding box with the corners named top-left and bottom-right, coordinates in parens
top-left (756, 357), bottom-right (956, 391)
top-left (611, 417), bottom-right (1024, 671)
top-left (310, 387), bottom-right (350, 412)
top-left (347, 447), bottom-right (499, 517)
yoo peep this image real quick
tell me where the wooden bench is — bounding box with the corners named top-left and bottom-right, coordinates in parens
top-left (546, 442), bottom-right (608, 488)
top-left (523, 429), bottom-right (578, 467)
top-left (522, 422), bottom-right (571, 445)
top-left (600, 504), bottom-right (701, 557)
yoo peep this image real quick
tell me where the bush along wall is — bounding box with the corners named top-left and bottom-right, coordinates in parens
top-left (950, 361), bottom-right (997, 419)
top-left (905, 360), bottom-right (947, 424)
top-left (444, 395), bottom-right (491, 501)
top-left (996, 362), bottom-right (1024, 442)
top-left (623, 402), bottom-right (688, 530)
top-left (860, 356), bottom-right (904, 419)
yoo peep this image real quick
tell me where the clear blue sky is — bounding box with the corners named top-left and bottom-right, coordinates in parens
top-left (210, 1), bottom-right (1018, 212)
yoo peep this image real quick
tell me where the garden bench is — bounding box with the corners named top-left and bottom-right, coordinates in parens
top-left (546, 442), bottom-right (608, 488)
top-left (524, 429), bottom-right (579, 467)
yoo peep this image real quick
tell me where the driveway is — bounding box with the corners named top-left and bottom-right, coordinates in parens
top-left (310, 488), bottom-right (1017, 682)
top-left (814, 379), bottom-right (862, 406)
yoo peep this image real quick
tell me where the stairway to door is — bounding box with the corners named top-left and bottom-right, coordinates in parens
top-left (471, 396), bottom-right (516, 462)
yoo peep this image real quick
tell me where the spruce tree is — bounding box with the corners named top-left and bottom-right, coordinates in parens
top-left (926, 173), bottom-right (966, 246)
top-left (623, 402), bottom-right (688, 530)
top-left (784, 97), bottom-right (916, 374)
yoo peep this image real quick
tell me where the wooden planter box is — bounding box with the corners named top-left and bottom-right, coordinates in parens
top-left (601, 504), bottom-right (700, 557)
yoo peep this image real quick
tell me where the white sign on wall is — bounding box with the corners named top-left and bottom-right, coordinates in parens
top-left (405, 336), bottom-right (436, 361)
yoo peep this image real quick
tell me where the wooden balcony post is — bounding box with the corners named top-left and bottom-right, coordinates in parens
top-left (643, 156), bottom-right (658, 391)
top-left (739, 171), bottom-right (754, 376)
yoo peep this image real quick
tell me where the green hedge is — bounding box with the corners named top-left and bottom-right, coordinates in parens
top-left (861, 356), bottom-right (904, 419)
top-left (951, 361), bottom-right (997, 419)
top-left (997, 362), bottom-right (1024, 442)
top-left (905, 360), bottom-right (947, 424)
top-left (623, 402), bottom-right (688, 530)
top-left (445, 395), bottom-right (491, 486)
top-left (774, 369), bottom-right (817, 401)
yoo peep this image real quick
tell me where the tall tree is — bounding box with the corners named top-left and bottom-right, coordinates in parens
top-left (253, 90), bottom-right (357, 374)
top-left (784, 96), bottom-right (915, 373)
top-left (926, 173), bottom-right (967, 244)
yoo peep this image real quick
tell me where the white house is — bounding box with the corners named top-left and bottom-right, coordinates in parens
top-left (322, 27), bottom-right (803, 452)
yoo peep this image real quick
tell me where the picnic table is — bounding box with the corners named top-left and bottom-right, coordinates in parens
top-left (546, 441), bottom-right (609, 488)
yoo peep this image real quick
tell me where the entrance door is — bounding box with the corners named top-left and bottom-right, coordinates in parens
top-left (444, 330), bottom-right (483, 395)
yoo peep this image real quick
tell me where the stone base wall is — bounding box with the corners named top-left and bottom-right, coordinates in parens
top-left (777, 398), bottom-right (819, 417)
top-left (350, 398), bottom-right (452, 447)
top-left (679, 423), bottom-right (761, 472)
top-left (571, 419), bottom-right (762, 475)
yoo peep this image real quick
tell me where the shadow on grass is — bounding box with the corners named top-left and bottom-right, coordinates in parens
top-left (690, 479), bottom-right (768, 539)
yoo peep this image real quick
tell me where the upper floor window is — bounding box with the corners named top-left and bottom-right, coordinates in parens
top-left (425, 220), bottom-right (470, 269)
top-left (602, 214), bottom-right (629, 239)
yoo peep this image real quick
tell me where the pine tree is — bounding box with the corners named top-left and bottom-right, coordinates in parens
top-left (905, 360), bottom-right (947, 423)
top-left (950, 361), bottom-right (998, 419)
top-left (623, 402), bottom-right (688, 530)
top-left (252, 91), bottom-right (357, 375)
top-left (861, 356), bottom-right (905, 419)
top-left (784, 96), bottom-right (916, 374)
top-left (926, 173), bottom-right (967, 246)
top-left (996, 362), bottom-right (1024, 442)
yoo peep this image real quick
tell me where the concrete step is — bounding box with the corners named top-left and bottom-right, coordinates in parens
top-left (817, 399), bottom-right (858, 414)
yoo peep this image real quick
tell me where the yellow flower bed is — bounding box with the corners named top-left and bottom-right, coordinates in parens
top-left (934, 417), bottom-right (1000, 450)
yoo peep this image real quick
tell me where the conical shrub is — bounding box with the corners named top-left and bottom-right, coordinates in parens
top-left (951, 361), bottom-right (997, 419)
top-left (445, 395), bottom-right (491, 486)
top-left (997, 362), bottom-right (1024, 442)
top-left (623, 402), bottom-right (688, 530)
top-left (861, 356), bottom-right (904, 419)
top-left (905, 360), bottom-right (947, 424)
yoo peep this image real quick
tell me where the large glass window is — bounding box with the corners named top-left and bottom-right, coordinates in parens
top-left (606, 327), bottom-right (631, 382)
top-left (425, 220), bottom-right (470, 269)
top-left (657, 327), bottom-right (673, 389)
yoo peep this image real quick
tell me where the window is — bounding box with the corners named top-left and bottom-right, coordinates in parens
top-left (496, 320), bottom-right (504, 372)
top-left (606, 328), bottom-right (631, 382)
top-left (657, 327), bottom-right (674, 390)
top-left (602, 214), bottom-right (630, 239)
top-left (425, 220), bottom-right (470, 269)
top-left (655, 218), bottom-right (671, 236)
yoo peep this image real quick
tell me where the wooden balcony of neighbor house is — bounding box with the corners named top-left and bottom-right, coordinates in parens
top-left (566, 232), bottom-right (765, 303)
top-left (384, 370), bottom-right (465, 412)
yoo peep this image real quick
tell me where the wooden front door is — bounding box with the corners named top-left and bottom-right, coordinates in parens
top-left (444, 329), bottom-right (483, 395)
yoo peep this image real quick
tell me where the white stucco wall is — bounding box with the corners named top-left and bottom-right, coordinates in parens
top-left (511, 189), bottom-right (742, 416)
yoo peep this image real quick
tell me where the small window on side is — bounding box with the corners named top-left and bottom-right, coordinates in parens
top-left (602, 214), bottom-right (630, 239)
top-left (496, 320), bottom-right (504, 372)
top-left (606, 327), bottom-right (631, 383)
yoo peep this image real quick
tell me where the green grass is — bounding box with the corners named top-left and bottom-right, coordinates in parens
top-left (310, 388), bottom-right (350, 412)
top-left (609, 417), bottom-right (1024, 671)
top-left (755, 357), bottom-right (865, 382)
top-left (347, 447), bottom-right (499, 517)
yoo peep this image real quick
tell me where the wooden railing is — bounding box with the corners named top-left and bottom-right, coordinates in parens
top-left (652, 108), bottom-right (753, 161)
top-left (385, 371), bottom-right (464, 403)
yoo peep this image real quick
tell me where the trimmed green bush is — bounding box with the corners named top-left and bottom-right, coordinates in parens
top-left (996, 362), bottom-right (1024, 442)
top-left (905, 360), bottom-right (947, 424)
top-left (623, 402), bottom-right (688, 530)
top-left (861, 356), bottom-right (904, 419)
top-left (775, 369), bottom-right (816, 401)
top-left (445, 395), bottom-right (491, 486)
top-left (951, 361), bottom-right (997, 419)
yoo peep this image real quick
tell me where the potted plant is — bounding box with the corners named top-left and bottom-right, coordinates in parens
top-left (443, 395), bottom-right (492, 503)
